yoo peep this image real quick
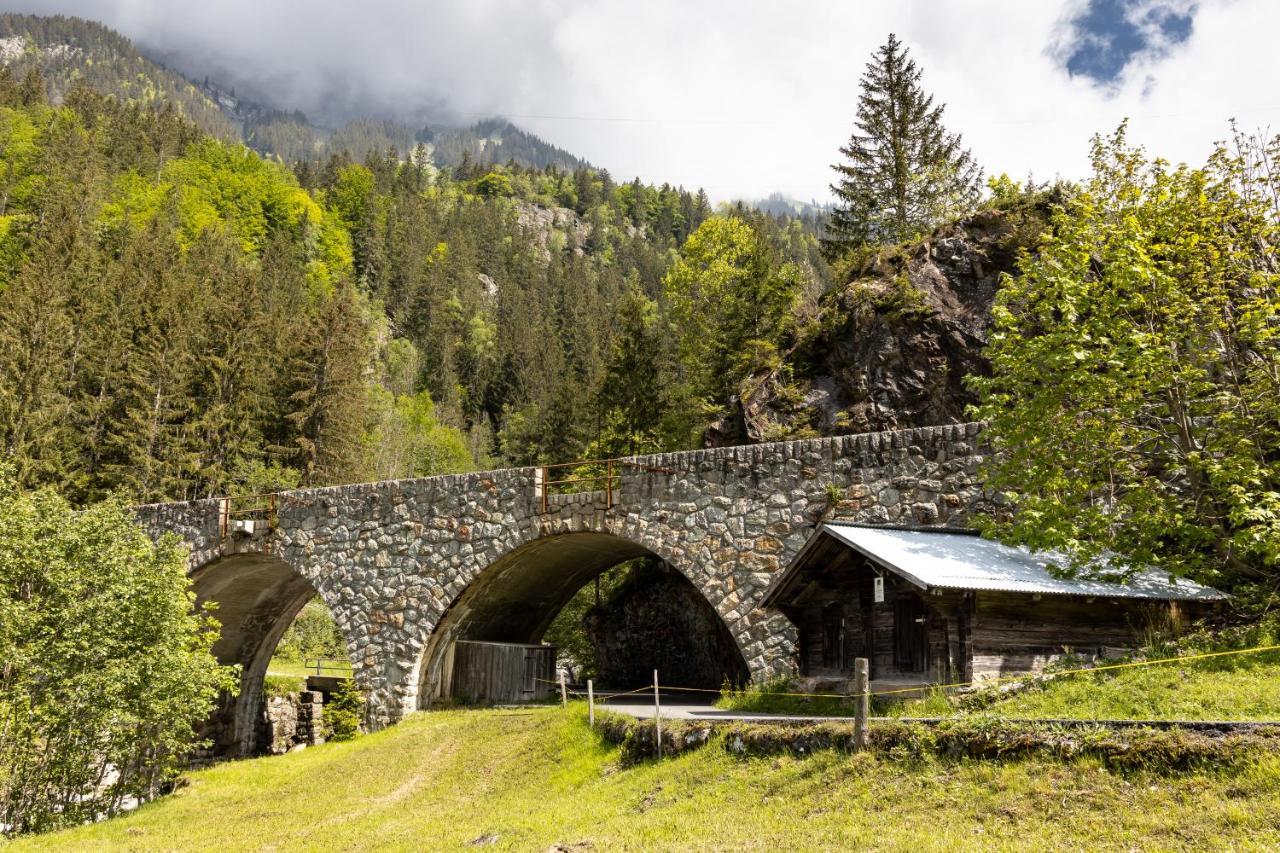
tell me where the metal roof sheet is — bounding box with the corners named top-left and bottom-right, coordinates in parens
top-left (820, 523), bottom-right (1228, 601)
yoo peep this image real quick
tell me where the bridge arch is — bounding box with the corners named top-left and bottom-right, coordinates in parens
top-left (414, 527), bottom-right (751, 707)
top-left (189, 552), bottom-right (356, 756)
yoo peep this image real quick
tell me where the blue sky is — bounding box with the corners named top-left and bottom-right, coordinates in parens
top-left (1063, 0), bottom-right (1197, 85)
top-left (4, 0), bottom-right (1271, 201)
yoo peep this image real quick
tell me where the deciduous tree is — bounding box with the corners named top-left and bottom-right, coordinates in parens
top-left (0, 469), bottom-right (235, 835)
top-left (971, 125), bottom-right (1280, 595)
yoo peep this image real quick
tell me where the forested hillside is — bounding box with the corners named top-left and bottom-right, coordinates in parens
top-left (0, 64), bottom-right (827, 506)
top-left (0, 13), bottom-right (236, 140)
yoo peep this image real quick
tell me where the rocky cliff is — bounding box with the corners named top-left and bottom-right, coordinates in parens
top-left (709, 202), bottom-right (1053, 445)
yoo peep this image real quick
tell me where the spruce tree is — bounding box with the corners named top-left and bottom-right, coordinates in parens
top-left (823, 34), bottom-right (981, 257)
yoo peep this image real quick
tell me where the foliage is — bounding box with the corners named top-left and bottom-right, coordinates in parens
top-left (0, 13), bottom-right (237, 141)
top-left (590, 279), bottom-right (669, 457)
top-left (275, 598), bottom-right (346, 664)
top-left (23, 708), bottom-right (1280, 849)
top-left (0, 61), bottom-right (828, 504)
top-left (326, 679), bottom-right (365, 742)
top-left (474, 170), bottom-right (514, 199)
top-left (663, 216), bottom-right (805, 436)
top-left (971, 124), bottom-right (1280, 594)
top-left (263, 674), bottom-right (306, 699)
top-left (541, 562), bottom-right (633, 680)
top-left (367, 388), bottom-right (474, 481)
top-left (824, 33), bottom-right (982, 257)
top-left (0, 468), bottom-right (236, 836)
top-left (0, 82), bottom-right (384, 503)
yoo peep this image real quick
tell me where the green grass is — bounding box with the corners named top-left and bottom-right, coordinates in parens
top-left (717, 679), bottom-right (954, 718)
top-left (265, 655), bottom-right (352, 680)
top-left (13, 706), bottom-right (1280, 851)
top-left (962, 653), bottom-right (1280, 721)
top-left (719, 643), bottom-right (1280, 723)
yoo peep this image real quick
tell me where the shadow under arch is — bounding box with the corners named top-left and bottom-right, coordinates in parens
top-left (415, 531), bottom-right (750, 708)
top-left (191, 553), bottom-right (330, 756)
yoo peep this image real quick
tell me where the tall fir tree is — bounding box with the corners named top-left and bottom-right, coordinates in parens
top-left (823, 34), bottom-right (981, 257)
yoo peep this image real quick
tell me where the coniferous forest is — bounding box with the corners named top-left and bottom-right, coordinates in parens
top-left (0, 64), bottom-right (828, 506)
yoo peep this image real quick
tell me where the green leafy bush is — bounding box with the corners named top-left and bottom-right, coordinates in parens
top-left (275, 598), bottom-right (346, 663)
top-left (0, 469), bottom-right (237, 836)
top-left (264, 674), bottom-right (305, 699)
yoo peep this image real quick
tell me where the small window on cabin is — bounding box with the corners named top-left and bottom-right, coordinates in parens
top-left (893, 594), bottom-right (927, 672)
top-left (822, 603), bottom-right (844, 670)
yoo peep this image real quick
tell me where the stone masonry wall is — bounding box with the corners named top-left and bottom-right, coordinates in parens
top-left (137, 422), bottom-right (991, 731)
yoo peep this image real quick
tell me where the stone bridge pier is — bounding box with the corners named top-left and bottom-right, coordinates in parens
top-left (136, 423), bottom-right (989, 755)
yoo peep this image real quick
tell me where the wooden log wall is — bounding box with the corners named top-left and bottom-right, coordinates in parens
top-left (968, 592), bottom-right (1168, 681)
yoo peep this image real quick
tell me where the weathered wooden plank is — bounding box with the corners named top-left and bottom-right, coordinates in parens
top-left (451, 640), bottom-right (556, 704)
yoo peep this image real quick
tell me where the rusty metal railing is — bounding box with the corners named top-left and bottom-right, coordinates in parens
top-left (217, 492), bottom-right (279, 538)
top-left (537, 457), bottom-right (673, 513)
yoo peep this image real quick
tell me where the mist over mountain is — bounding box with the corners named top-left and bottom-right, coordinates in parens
top-left (0, 13), bottom-right (586, 173)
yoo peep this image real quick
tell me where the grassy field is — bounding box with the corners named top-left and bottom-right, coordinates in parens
top-left (265, 656), bottom-right (353, 680)
top-left (718, 645), bottom-right (1280, 722)
top-left (13, 706), bottom-right (1280, 852)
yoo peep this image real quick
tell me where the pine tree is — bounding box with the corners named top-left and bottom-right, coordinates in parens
top-left (823, 34), bottom-right (981, 257)
top-left (285, 283), bottom-right (373, 486)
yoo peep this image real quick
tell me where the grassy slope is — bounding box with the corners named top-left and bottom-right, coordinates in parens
top-left (15, 707), bottom-right (1280, 852)
top-left (973, 656), bottom-right (1280, 720)
top-left (719, 652), bottom-right (1280, 722)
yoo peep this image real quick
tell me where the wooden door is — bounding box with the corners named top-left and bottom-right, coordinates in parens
top-left (893, 594), bottom-right (927, 672)
top-left (822, 603), bottom-right (844, 671)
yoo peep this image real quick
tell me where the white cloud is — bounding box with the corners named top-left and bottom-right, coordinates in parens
top-left (5, 0), bottom-right (1277, 200)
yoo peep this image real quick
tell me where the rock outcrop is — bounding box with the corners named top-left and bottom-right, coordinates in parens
top-left (710, 205), bottom-right (1051, 445)
top-left (585, 559), bottom-right (751, 690)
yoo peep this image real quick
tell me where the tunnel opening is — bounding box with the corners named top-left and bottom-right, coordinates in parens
top-left (417, 532), bottom-right (749, 708)
top-left (191, 555), bottom-right (347, 757)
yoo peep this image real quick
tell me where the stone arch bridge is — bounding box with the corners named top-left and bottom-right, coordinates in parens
top-left (136, 423), bottom-right (988, 754)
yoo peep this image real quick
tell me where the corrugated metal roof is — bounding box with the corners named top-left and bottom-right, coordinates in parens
top-left (820, 523), bottom-right (1228, 601)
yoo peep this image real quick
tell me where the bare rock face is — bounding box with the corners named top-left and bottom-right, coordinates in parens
top-left (513, 200), bottom-right (589, 263)
top-left (712, 207), bottom-right (1048, 445)
top-left (585, 560), bottom-right (751, 690)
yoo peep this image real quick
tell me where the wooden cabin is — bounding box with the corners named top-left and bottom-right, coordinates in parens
top-left (763, 523), bottom-right (1226, 689)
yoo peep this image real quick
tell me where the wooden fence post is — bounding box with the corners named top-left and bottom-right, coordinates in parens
top-left (587, 679), bottom-right (595, 728)
top-left (653, 669), bottom-right (662, 759)
top-left (559, 672), bottom-right (568, 707)
top-left (853, 657), bottom-right (869, 751)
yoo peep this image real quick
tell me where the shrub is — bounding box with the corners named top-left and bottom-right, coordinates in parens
top-left (264, 674), bottom-right (305, 698)
top-left (326, 679), bottom-right (364, 742)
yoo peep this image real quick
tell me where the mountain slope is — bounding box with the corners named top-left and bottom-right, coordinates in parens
top-left (0, 14), bottom-right (587, 173)
top-left (0, 13), bottom-right (236, 140)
